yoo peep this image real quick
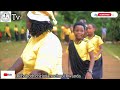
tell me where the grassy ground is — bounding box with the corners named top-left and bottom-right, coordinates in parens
top-left (103, 43), bottom-right (120, 58)
top-left (0, 41), bottom-right (27, 70)
top-left (0, 41), bottom-right (26, 59)
top-left (0, 41), bottom-right (120, 60)
top-left (0, 41), bottom-right (120, 78)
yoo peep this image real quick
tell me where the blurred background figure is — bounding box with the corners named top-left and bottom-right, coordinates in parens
top-left (26, 29), bottom-right (31, 42)
top-left (101, 26), bottom-right (107, 42)
top-left (52, 25), bottom-right (58, 36)
top-left (20, 26), bottom-right (26, 42)
top-left (64, 25), bottom-right (71, 45)
top-left (69, 25), bottom-right (75, 41)
top-left (79, 19), bottom-right (88, 38)
top-left (60, 25), bottom-right (65, 42)
top-left (0, 30), bottom-right (2, 42)
top-left (4, 24), bottom-right (11, 43)
top-left (14, 25), bottom-right (19, 41)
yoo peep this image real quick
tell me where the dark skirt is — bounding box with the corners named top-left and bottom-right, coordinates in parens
top-left (65, 35), bottom-right (69, 42)
top-left (6, 33), bottom-right (9, 38)
top-left (92, 57), bottom-right (103, 79)
top-left (15, 32), bottom-right (19, 41)
top-left (21, 34), bottom-right (25, 40)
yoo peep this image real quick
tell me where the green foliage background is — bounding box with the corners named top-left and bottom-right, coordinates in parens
top-left (56, 11), bottom-right (120, 41)
top-left (0, 11), bottom-right (120, 41)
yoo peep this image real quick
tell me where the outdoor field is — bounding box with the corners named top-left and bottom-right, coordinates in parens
top-left (0, 11), bottom-right (120, 79)
top-left (0, 41), bottom-right (120, 79)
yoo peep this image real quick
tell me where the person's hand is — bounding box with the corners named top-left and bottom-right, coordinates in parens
top-left (94, 54), bottom-right (98, 60)
top-left (94, 56), bottom-right (97, 59)
top-left (85, 72), bottom-right (93, 79)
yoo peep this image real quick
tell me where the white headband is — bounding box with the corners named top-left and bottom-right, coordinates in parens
top-left (27, 11), bottom-right (57, 25)
top-left (27, 11), bottom-right (50, 21)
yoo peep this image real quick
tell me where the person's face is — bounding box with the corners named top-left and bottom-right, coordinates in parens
top-left (87, 24), bottom-right (95, 35)
top-left (73, 25), bottom-right (85, 40)
top-left (84, 29), bottom-right (87, 38)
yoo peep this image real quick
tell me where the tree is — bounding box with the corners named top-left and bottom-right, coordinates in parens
top-left (56, 11), bottom-right (119, 41)
top-left (110, 11), bottom-right (120, 41)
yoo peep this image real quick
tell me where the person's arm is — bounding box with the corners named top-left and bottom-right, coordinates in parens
top-left (85, 50), bottom-right (95, 79)
top-left (8, 57), bottom-right (24, 74)
top-left (95, 37), bottom-right (103, 58)
top-left (68, 55), bottom-right (73, 78)
top-left (95, 45), bottom-right (103, 58)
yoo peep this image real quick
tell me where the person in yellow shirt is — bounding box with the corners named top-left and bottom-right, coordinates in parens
top-left (20, 26), bottom-right (26, 42)
top-left (60, 25), bottom-right (65, 41)
top-left (14, 25), bottom-right (19, 41)
top-left (4, 24), bottom-right (11, 43)
top-left (79, 19), bottom-right (88, 38)
top-left (52, 26), bottom-right (58, 36)
top-left (69, 25), bottom-right (75, 41)
top-left (8, 11), bottom-right (63, 79)
top-left (68, 22), bottom-right (95, 79)
top-left (86, 23), bottom-right (104, 79)
top-left (64, 25), bottom-right (71, 45)
top-left (0, 30), bottom-right (2, 42)
top-left (66, 25), bottom-right (75, 54)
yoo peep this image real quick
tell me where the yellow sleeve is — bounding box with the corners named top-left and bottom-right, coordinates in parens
top-left (34, 39), bottom-right (62, 74)
top-left (98, 36), bottom-right (104, 46)
top-left (20, 38), bottom-right (33, 59)
top-left (87, 41), bottom-right (94, 52)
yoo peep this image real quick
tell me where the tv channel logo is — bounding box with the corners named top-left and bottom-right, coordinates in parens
top-left (0, 11), bottom-right (11, 22)
top-left (0, 11), bottom-right (21, 22)
top-left (1, 70), bottom-right (15, 79)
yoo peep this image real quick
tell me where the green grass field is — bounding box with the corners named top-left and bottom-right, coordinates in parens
top-left (0, 41), bottom-right (120, 73)
top-left (103, 43), bottom-right (120, 58)
top-left (0, 41), bottom-right (27, 69)
top-left (0, 41), bottom-right (26, 59)
top-left (0, 41), bottom-right (120, 59)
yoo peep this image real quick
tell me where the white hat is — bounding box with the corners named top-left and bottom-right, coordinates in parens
top-left (27, 11), bottom-right (57, 25)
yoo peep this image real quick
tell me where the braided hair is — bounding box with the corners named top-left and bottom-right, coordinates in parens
top-left (28, 17), bottom-right (53, 37)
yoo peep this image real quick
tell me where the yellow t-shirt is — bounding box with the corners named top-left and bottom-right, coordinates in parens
top-left (64, 28), bottom-right (71, 35)
top-left (86, 35), bottom-right (104, 60)
top-left (61, 26), bottom-right (67, 34)
top-left (52, 26), bottom-right (57, 32)
top-left (60, 32), bottom-right (65, 40)
top-left (5, 26), bottom-right (11, 37)
top-left (61, 26), bottom-right (65, 30)
top-left (14, 27), bottom-right (18, 32)
top-left (74, 39), bottom-right (94, 61)
top-left (69, 32), bottom-right (75, 41)
top-left (21, 29), bottom-right (25, 34)
top-left (60, 26), bottom-right (66, 40)
top-left (21, 31), bottom-right (63, 77)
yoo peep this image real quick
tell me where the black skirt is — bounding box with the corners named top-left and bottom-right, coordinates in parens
top-left (65, 35), bottom-right (69, 42)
